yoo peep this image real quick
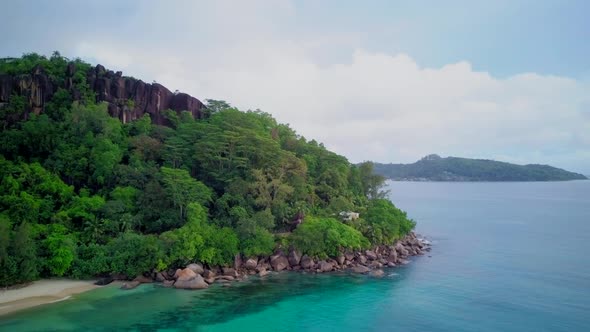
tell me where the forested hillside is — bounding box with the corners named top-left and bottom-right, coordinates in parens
top-left (373, 154), bottom-right (587, 181)
top-left (0, 53), bottom-right (415, 286)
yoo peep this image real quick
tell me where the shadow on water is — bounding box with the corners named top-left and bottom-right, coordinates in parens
top-left (127, 271), bottom-right (410, 331)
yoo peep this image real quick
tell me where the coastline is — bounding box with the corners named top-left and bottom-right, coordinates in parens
top-left (0, 233), bottom-right (430, 317)
top-left (0, 279), bottom-right (99, 316)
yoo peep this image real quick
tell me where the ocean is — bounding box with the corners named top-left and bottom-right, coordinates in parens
top-left (1, 180), bottom-right (589, 331)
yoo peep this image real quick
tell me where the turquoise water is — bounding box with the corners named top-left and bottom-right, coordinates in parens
top-left (1, 180), bottom-right (589, 331)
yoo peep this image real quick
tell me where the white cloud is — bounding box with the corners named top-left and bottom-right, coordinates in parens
top-left (6, 0), bottom-right (589, 173)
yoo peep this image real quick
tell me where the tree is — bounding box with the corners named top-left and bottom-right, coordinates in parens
top-left (43, 224), bottom-right (76, 276)
top-left (204, 99), bottom-right (231, 115)
top-left (357, 161), bottom-right (388, 199)
top-left (12, 223), bottom-right (38, 283)
top-left (363, 199), bottom-right (415, 245)
top-left (290, 217), bottom-right (369, 258)
top-left (236, 209), bottom-right (276, 257)
top-left (160, 167), bottom-right (212, 220)
top-left (107, 233), bottom-right (161, 277)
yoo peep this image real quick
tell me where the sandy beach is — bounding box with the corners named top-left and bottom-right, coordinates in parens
top-left (0, 279), bottom-right (98, 316)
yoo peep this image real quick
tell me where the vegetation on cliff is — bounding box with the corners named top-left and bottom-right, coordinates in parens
top-left (0, 53), bottom-right (415, 286)
top-left (372, 154), bottom-right (587, 181)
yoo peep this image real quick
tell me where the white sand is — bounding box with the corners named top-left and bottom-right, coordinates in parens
top-left (0, 279), bottom-right (98, 316)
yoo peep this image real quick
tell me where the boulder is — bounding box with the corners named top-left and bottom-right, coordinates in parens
top-left (351, 265), bottom-right (370, 274)
top-left (336, 255), bottom-right (345, 266)
top-left (133, 275), bottom-right (153, 284)
top-left (234, 253), bottom-right (243, 270)
top-left (318, 260), bottom-right (334, 273)
top-left (155, 272), bottom-right (166, 282)
top-left (256, 262), bottom-right (270, 272)
top-left (222, 267), bottom-right (236, 277)
top-left (387, 250), bottom-right (398, 263)
top-left (288, 248), bottom-right (302, 266)
top-left (369, 269), bottom-right (385, 277)
top-left (387, 262), bottom-right (396, 267)
top-left (162, 280), bottom-right (175, 287)
top-left (244, 257), bottom-right (258, 270)
top-left (174, 274), bottom-right (209, 289)
top-left (270, 254), bottom-right (289, 272)
top-left (216, 275), bottom-right (235, 281)
top-left (95, 277), bottom-right (114, 286)
top-left (175, 268), bottom-right (198, 281)
top-left (186, 263), bottom-right (204, 275)
top-left (365, 250), bottom-right (378, 260)
top-left (121, 281), bottom-right (140, 290)
top-left (205, 277), bottom-right (216, 284)
top-left (400, 259), bottom-right (411, 265)
top-left (202, 269), bottom-right (216, 279)
top-left (300, 255), bottom-right (314, 269)
top-left (395, 243), bottom-right (409, 256)
top-left (344, 251), bottom-right (354, 261)
top-left (369, 261), bottom-right (383, 269)
top-left (258, 268), bottom-right (269, 277)
top-left (357, 255), bottom-right (367, 265)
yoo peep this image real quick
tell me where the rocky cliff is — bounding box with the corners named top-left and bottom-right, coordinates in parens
top-left (0, 63), bottom-right (206, 125)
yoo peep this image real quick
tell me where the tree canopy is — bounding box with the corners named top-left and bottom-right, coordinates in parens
top-left (0, 53), bottom-right (416, 286)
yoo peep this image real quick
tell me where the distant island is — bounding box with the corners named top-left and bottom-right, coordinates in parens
top-left (371, 154), bottom-right (588, 181)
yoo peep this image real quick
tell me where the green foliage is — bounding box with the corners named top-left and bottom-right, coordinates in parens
top-left (290, 217), bottom-right (369, 258)
top-left (43, 224), bottom-right (76, 276)
top-left (12, 223), bottom-right (39, 283)
top-left (0, 53), bottom-right (417, 285)
top-left (107, 232), bottom-right (161, 277)
top-left (159, 203), bottom-right (238, 268)
top-left (70, 243), bottom-right (110, 278)
top-left (362, 199), bottom-right (416, 245)
top-left (236, 209), bottom-right (276, 257)
top-left (160, 167), bottom-right (212, 220)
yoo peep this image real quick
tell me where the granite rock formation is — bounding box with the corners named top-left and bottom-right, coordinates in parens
top-left (0, 63), bottom-right (206, 126)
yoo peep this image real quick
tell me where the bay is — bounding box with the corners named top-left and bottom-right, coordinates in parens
top-left (1, 180), bottom-right (589, 331)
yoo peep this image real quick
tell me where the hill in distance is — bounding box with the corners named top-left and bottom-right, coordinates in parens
top-left (371, 154), bottom-right (588, 182)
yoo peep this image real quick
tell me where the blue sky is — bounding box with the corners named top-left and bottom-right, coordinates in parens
top-left (1, 0), bottom-right (589, 173)
top-left (291, 0), bottom-right (590, 78)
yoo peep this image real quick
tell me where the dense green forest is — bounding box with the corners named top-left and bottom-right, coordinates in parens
top-left (0, 53), bottom-right (415, 286)
top-left (372, 154), bottom-right (587, 182)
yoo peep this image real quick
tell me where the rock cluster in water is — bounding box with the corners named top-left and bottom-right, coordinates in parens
top-left (117, 232), bottom-right (431, 290)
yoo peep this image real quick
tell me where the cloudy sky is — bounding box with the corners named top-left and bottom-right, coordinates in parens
top-left (2, 0), bottom-right (589, 173)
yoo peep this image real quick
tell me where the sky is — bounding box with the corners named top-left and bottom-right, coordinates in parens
top-left (1, 0), bottom-right (589, 174)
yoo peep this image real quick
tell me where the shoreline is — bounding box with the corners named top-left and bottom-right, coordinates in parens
top-left (0, 279), bottom-right (99, 317)
top-left (0, 233), bottom-right (431, 317)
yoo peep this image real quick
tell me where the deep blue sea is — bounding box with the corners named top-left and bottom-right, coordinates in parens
top-left (1, 180), bottom-right (589, 331)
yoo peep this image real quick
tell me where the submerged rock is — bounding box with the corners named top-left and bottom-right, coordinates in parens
top-left (351, 265), bottom-right (370, 274)
top-left (369, 269), bottom-right (385, 277)
top-left (121, 281), bottom-right (141, 290)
